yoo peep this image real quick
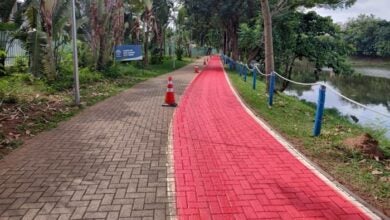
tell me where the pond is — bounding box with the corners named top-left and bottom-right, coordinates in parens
top-left (281, 67), bottom-right (390, 138)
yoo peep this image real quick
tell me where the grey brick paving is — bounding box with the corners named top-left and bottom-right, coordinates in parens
top-left (0, 60), bottom-right (200, 220)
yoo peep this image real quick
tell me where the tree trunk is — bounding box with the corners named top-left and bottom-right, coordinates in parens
top-left (260, 0), bottom-right (274, 92)
top-left (248, 47), bottom-right (260, 64)
top-left (144, 22), bottom-right (149, 66)
top-left (230, 24), bottom-right (239, 60)
top-left (223, 31), bottom-right (227, 55)
top-left (97, 35), bottom-right (106, 71)
top-left (161, 29), bottom-right (165, 57)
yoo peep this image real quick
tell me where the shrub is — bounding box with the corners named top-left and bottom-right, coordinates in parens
top-left (12, 56), bottom-right (28, 74)
top-left (0, 49), bottom-right (6, 76)
top-left (0, 23), bottom-right (17, 31)
top-left (12, 73), bottom-right (35, 85)
top-left (79, 67), bottom-right (103, 84)
top-left (0, 79), bottom-right (18, 103)
top-left (104, 64), bottom-right (123, 78)
top-left (175, 47), bottom-right (184, 61)
top-left (151, 47), bottom-right (163, 64)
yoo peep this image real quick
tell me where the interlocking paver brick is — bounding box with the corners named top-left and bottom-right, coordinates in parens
top-left (0, 61), bottom-right (198, 219)
top-left (173, 56), bottom-right (380, 219)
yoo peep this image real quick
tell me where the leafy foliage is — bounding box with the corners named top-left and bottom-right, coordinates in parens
top-left (345, 15), bottom-right (390, 57)
top-left (25, 29), bottom-right (47, 77)
top-left (0, 23), bottom-right (18, 31)
top-left (0, 0), bottom-right (17, 22)
top-left (0, 49), bottom-right (6, 77)
top-left (175, 47), bottom-right (184, 61)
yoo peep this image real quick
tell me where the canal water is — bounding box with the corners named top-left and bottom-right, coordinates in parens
top-left (281, 67), bottom-right (390, 138)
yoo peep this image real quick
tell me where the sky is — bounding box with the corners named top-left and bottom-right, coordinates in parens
top-left (313, 0), bottom-right (390, 23)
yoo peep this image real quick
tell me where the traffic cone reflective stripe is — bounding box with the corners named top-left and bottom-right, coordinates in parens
top-left (164, 77), bottom-right (177, 107)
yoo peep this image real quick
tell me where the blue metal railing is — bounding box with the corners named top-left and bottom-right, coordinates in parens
top-left (220, 53), bottom-right (390, 137)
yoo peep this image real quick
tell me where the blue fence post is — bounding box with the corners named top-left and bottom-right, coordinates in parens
top-left (268, 72), bottom-right (276, 107)
top-left (244, 67), bottom-right (247, 82)
top-left (313, 85), bottom-right (327, 136)
top-left (252, 69), bottom-right (257, 90)
top-left (238, 64), bottom-right (242, 76)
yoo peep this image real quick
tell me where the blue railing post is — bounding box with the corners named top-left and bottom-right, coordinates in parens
top-left (239, 64), bottom-right (242, 76)
top-left (244, 67), bottom-right (247, 82)
top-left (313, 85), bottom-right (327, 136)
top-left (229, 60), bottom-right (233, 70)
top-left (268, 72), bottom-right (276, 107)
top-left (252, 69), bottom-right (257, 90)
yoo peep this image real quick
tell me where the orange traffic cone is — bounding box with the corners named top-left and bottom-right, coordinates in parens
top-left (194, 65), bottom-right (199, 73)
top-left (163, 76), bottom-right (177, 107)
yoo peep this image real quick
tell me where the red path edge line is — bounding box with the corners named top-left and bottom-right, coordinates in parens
top-left (172, 56), bottom-right (378, 220)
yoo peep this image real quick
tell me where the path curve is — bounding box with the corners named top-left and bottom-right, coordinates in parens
top-left (173, 56), bottom-right (377, 219)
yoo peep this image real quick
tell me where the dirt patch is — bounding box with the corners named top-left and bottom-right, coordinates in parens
top-left (0, 95), bottom-right (74, 159)
top-left (343, 133), bottom-right (385, 160)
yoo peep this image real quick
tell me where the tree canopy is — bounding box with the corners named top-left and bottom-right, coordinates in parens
top-left (344, 14), bottom-right (390, 57)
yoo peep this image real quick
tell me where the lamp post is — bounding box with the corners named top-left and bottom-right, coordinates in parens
top-left (71, 0), bottom-right (80, 106)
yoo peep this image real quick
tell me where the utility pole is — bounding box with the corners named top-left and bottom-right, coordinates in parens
top-left (71, 0), bottom-right (80, 106)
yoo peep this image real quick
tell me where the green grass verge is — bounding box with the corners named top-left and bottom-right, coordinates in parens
top-left (0, 58), bottom-right (192, 156)
top-left (227, 67), bottom-right (390, 214)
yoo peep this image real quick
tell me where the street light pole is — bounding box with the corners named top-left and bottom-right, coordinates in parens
top-left (71, 0), bottom-right (80, 106)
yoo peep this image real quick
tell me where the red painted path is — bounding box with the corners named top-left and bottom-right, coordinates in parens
top-left (173, 57), bottom-right (371, 219)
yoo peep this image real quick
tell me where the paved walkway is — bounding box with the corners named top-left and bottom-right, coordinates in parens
top-left (0, 60), bottom-right (200, 220)
top-left (173, 57), bottom-right (376, 219)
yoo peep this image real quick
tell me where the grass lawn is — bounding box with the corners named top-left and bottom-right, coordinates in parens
top-left (0, 57), bottom-right (192, 157)
top-left (227, 67), bottom-right (390, 216)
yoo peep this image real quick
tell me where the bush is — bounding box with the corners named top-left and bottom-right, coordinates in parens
top-left (0, 78), bottom-right (18, 103)
top-left (12, 73), bottom-right (35, 85)
top-left (79, 67), bottom-right (103, 84)
top-left (0, 23), bottom-right (17, 31)
top-left (0, 50), bottom-right (5, 77)
top-left (9, 56), bottom-right (28, 74)
top-left (176, 47), bottom-right (184, 61)
top-left (151, 47), bottom-right (163, 64)
top-left (78, 41), bottom-right (94, 68)
top-left (52, 65), bottom-right (104, 91)
top-left (104, 64), bottom-right (123, 78)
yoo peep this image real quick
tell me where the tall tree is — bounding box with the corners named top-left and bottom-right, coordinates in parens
top-left (345, 15), bottom-right (390, 57)
top-left (259, 0), bottom-right (356, 92)
top-left (260, 0), bottom-right (274, 92)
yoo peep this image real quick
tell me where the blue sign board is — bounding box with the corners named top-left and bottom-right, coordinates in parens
top-left (115, 45), bottom-right (143, 61)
